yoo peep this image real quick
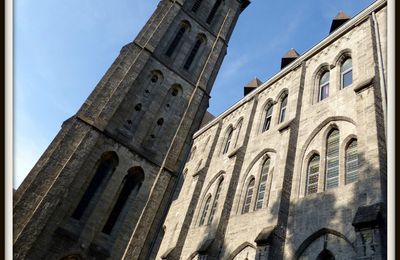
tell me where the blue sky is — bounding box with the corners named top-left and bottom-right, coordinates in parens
top-left (14, 0), bottom-right (376, 188)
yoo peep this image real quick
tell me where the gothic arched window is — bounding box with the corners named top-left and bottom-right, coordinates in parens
top-left (345, 139), bottom-right (358, 184)
top-left (319, 71), bottom-right (330, 101)
top-left (242, 178), bottom-right (255, 214)
top-left (184, 37), bottom-right (204, 70)
top-left (306, 154), bottom-right (320, 195)
top-left (199, 195), bottom-right (211, 226)
top-left (166, 23), bottom-right (189, 57)
top-left (222, 127), bottom-right (233, 154)
top-left (206, 0), bottom-right (222, 24)
top-left (278, 94), bottom-right (288, 123)
top-left (208, 177), bottom-right (223, 224)
top-left (325, 129), bottom-right (340, 189)
top-left (72, 152), bottom-right (118, 220)
top-left (262, 104), bottom-right (273, 132)
top-left (341, 58), bottom-right (353, 88)
top-left (102, 167), bottom-right (144, 234)
top-left (255, 158), bottom-right (270, 210)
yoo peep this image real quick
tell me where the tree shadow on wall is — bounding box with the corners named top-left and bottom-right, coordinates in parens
top-left (283, 150), bottom-right (386, 260)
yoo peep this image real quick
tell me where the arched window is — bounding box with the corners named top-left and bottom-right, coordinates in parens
top-left (222, 128), bottom-right (233, 154)
top-left (306, 155), bottom-right (320, 195)
top-left (150, 118), bottom-right (164, 139)
top-left (262, 105), bottom-right (273, 132)
top-left (341, 58), bottom-right (353, 88)
top-left (72, 152), bottom-right (118, 220)
top-left (199, 195), bottom-right (211, 226)
top-left (278, 94), bottom-right (288, 123)
top-left (164, 85), bottom-right (182, 111)
top-left (208, 178), bottom-right (223, 224)
top-left (144, 70), bottom-right (163, 97)
top-left (166, 24), bottom-right (188, 57)
top-left (255, 158), bottom-right (270, 210)
top-left (234, 119), bottom-right (243, 148)
top-left (102, 167), bottom-right (144, 234)
top-left (206, 0), bottom-right (222, 24)
top-left (325, 129), bottom-right (339, 189)
top-left (184, 37), bottom-right (204, 70)
top-left (319, 71), bottom-right (330, 101)
top-left (191, 0), bottom-right (203, 13)
top-left (345, 139), bottom-right (358, 184)
top-left (242, 178), bottom-right (255, 214)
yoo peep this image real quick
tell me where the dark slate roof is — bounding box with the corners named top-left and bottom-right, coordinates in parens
top-left (334, 10), bottom-right (351, 20)
top-left (245, 77), bottom-right (263, 88)
top-left (330, 11), bottom-right (351, 33)
top-left (352, 203), bottom-right (384, 230)
top-left (283, 48), bottom-right (300, 59)
top-left (200, 111), bottom-right (216, 128)
top-left (244, 77), bottom-right (263, 96)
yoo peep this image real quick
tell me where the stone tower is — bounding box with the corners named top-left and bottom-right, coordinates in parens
top-left (13, 0), bottom-right (250, 259)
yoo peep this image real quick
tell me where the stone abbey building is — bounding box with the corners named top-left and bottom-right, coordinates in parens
top-left (13, 0), bottom-right (388, 259)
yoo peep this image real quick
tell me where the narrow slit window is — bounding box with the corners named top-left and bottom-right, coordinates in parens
top-left (341, 58), bottom-right (353, 88)
top-left (72, 152), bottom-right (118, 220)
top-left (199, 195), bottom-right (211, 226)
top-left (207, 178), bottom-right (223, 224)
top-left (262, 105), bottom-right (273, 132)
top-left (255, 158), bottom-right (270, 210)
top-left (345, 140), bottom-right (358, 184)
top-left (206, 0), bottom-right (222, 24)
top-left (165, 26), bottom-right (187, 57)
top-left (279, 95), bottom-right (288, 123)
top-left (102, 167), bottom-right (144, 234)
top-left (306, 155), bottom-right (320, 195)
top-left (223, 128), bottom-right (233, 154)
top-left (319, 71), bottom-right (330, 101)
top-left (325, 130), bottom-right (340, 189)
top-left (242, 178), bottom-right (255, 214)
top-left (184, 39), bottom-right (203, 70)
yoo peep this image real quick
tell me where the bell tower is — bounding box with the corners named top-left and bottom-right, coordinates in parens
top-left (13, 0), bottom-right (250, 259)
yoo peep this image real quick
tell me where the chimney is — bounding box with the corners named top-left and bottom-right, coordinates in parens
top-left (244, 77), bottom-right (262, 96)
top-left (330, 11), bottom-right (350, 33)
top-left (281, 48), bottom-right (300, 69)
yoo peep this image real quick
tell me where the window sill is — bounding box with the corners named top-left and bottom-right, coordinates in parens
top-left (192, 167), bottom-right (206, 177)
top-left (354, 76), bottom-right (375, 93)
top-left (228, 146), bottom-right (242, 158)
top-left (278, 119), bottom-right (294, 132)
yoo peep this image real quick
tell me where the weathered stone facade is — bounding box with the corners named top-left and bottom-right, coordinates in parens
top-left (13, 0), bottom-right (250, 259)
top-left (14, 0), bottom-right (387, 259)
top-left (157, 1), bottom-right (387, 259)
